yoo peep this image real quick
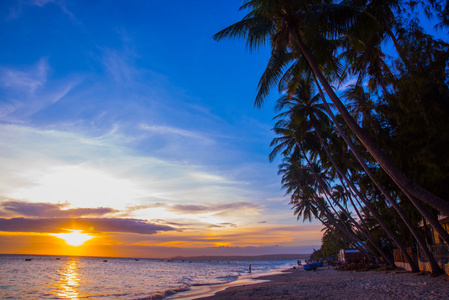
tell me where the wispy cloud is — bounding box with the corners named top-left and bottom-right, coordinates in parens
top-left (101, 48), bottom-right (135, 84)
top-left (0, 59), bottom-right (81, 122)
top-left (171, 202), bottom-right (260, 214)
top-left (0, 123), bottom-right (266, 225)
top-left (0, 58), bottom-right (48, 93)
top-left (139, 124), bottom-right (214, 145)
top-left (11, 0), bottom-right (75, 19)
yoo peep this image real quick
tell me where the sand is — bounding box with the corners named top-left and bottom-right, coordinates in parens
top-left (192, 267), bottom-right (449, 300)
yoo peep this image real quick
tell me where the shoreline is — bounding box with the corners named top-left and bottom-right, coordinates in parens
top-left (182, 266), bottom-right (449, 300)
top-left (166, 265), bottom-right (295, 300)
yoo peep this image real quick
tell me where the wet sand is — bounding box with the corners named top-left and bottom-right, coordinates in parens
top-left (191, 267), bottom-right (449, 300)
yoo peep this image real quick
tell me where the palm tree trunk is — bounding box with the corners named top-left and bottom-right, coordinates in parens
top-left (409, 195), bottom-right (449, 246)
top-left (292, 27), bottom-right (449, 216)
top-left (311, 122), bottom-right (420, 271)
top-left (313, 197), bottom-right (379, 261)
top-left (303, 152), bottom-right (396, 268)
top-left (338, 177), bottom-right (371, 232)
top-left (313, 77), bottom-right (443, 275)
top-left (315, 213), bottom-right (373, 260)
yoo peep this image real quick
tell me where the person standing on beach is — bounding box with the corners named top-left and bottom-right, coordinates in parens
top-left (249, 264), bottom-right (251, 273)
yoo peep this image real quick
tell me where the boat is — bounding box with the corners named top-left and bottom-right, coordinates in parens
top-left (134, 259), bottom-right (140, 261)
top-left (25, 258), bottom-right (33, 261)
top-left (303, 264), bottom-right (312, 271)
top-left (311, 262), bottom-right (318, 270)
top-left (103, 260), bottom-right (108, 262)
top-left (317, 261), bottom-right (324, 267)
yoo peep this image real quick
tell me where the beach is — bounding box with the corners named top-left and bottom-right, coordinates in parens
top-left (194, 267), bottom-right (449, 300)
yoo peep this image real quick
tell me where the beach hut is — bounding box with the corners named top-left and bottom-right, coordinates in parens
top-left (338, 249), bottom-right (364, 263)
top-left (394, 215), bottom-right (449, 273)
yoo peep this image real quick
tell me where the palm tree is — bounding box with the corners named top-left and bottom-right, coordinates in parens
top-left (274, 74), bottom-right (449, 273)
top-left (214, 0), bottom-right (449, 215)
top-left (273, 78), bottom-right (427, 269)
top-left (306, 154), bottom-right (396, 267)
top-left (271, 81), bottom-right (397, 266)
top-left (280, 155), bottom-right (379, 260)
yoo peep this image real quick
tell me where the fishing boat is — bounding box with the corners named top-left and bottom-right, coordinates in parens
top-left (25, 258), bottom-right (33, 261)
top-left (303, 264), bottom-right (312, 271)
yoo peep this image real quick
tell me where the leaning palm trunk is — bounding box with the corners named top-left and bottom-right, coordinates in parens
top-left (311, 119), bottom-right (421, 272)
top-left (313, 78), bottom-right (443, 275)
top-left (292, 27), bottom-right (449, 217)
top-left (408, 195), bottom-right (449, 246)
top-left (340, 179), bottom-right (371, 232)
top-left (322, 182), bottom-right (395, 268)
top-left (314, 212), bottom-right (374, 260)
top-left (303, 153), bottom-right (396, 268)
top-left (312, 197), bottom-right (379, 262)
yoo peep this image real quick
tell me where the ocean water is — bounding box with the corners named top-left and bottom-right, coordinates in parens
top-left (0, 255), bottom-right (296, 299)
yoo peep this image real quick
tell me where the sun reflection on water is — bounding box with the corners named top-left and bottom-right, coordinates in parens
top-left (55, 258), bottom-right (81, 299)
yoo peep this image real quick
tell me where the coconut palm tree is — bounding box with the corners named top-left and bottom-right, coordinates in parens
top-left (271, 77), bottom-right (449, 273)
top-left (311, 80), bottom-right (444, 275)
top-left (279, 154), bottom-right (379, 260)
top-left (271, 83), bottom-right (397, 266)
top-left (214, 0), bottom-right (449, 215)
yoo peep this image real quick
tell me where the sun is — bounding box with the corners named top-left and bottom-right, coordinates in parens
top-left (52, 230), bottom-right (94, 247)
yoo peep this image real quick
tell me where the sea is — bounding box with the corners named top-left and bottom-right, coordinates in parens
top-left (0, 254), bottom-right (298, 299)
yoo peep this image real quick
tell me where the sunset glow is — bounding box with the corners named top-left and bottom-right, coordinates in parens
top-left (0, 0), bottom-right (323, 258)
top-left (52, 230), bottom-right (95, 247)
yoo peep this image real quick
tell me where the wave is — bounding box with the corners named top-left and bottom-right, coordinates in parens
top-left (136, 285), bottom-right (191, 300)
top-left (215, 274), bottom-right (239, 282)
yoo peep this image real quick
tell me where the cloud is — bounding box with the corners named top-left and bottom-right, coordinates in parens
top-left (0, 59), bottom-right (80, 121)
top-left (0, 58), bottom-right (48, 93)
top-left (167, 201), bottom-right (261, 215)
top-left (266, 197), bottom-right (288, 202)
top-left (0, 124), bottom-right (257, 212)
top-left (29, 0), bottom-right (74, 19)
top-left (0, 200), bottom-right (117, 218)
top-left (208, 223), bottom-right (237, 228)
top-left (139, 124), bottom-right (214, 145)
top-left (101, 49), bottom-right (135, 83)
top-left (150, 219), bottom-right (190, 227)
top-left (0, 217), bottom-right (175, 234)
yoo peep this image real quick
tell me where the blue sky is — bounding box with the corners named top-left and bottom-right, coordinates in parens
top-left (0, 0), bottom-right (322, 257)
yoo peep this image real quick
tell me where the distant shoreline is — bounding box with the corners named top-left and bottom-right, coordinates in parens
top-left (0, 253), bottom-right (310, 260)
top-left (170, 254), bottom-right (311, 261)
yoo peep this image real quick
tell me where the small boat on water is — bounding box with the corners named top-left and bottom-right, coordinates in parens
top-left (103, 260), bottom-right (108, 262)
top-left (56, 258), bottom-right (61, 260)
top-left (25, 258), bottom-right (33, 261)
top-left (134, 259), bottom-right (140, 261)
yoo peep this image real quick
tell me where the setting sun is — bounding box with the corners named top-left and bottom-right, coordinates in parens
top-left (52, 230), bottom-right (94, 247)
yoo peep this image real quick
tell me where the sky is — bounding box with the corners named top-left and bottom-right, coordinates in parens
top-left (0, 0), bottom-right (323, 258)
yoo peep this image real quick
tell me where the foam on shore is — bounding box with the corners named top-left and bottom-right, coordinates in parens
top-left (166, 266), bottom-right (295, 300)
